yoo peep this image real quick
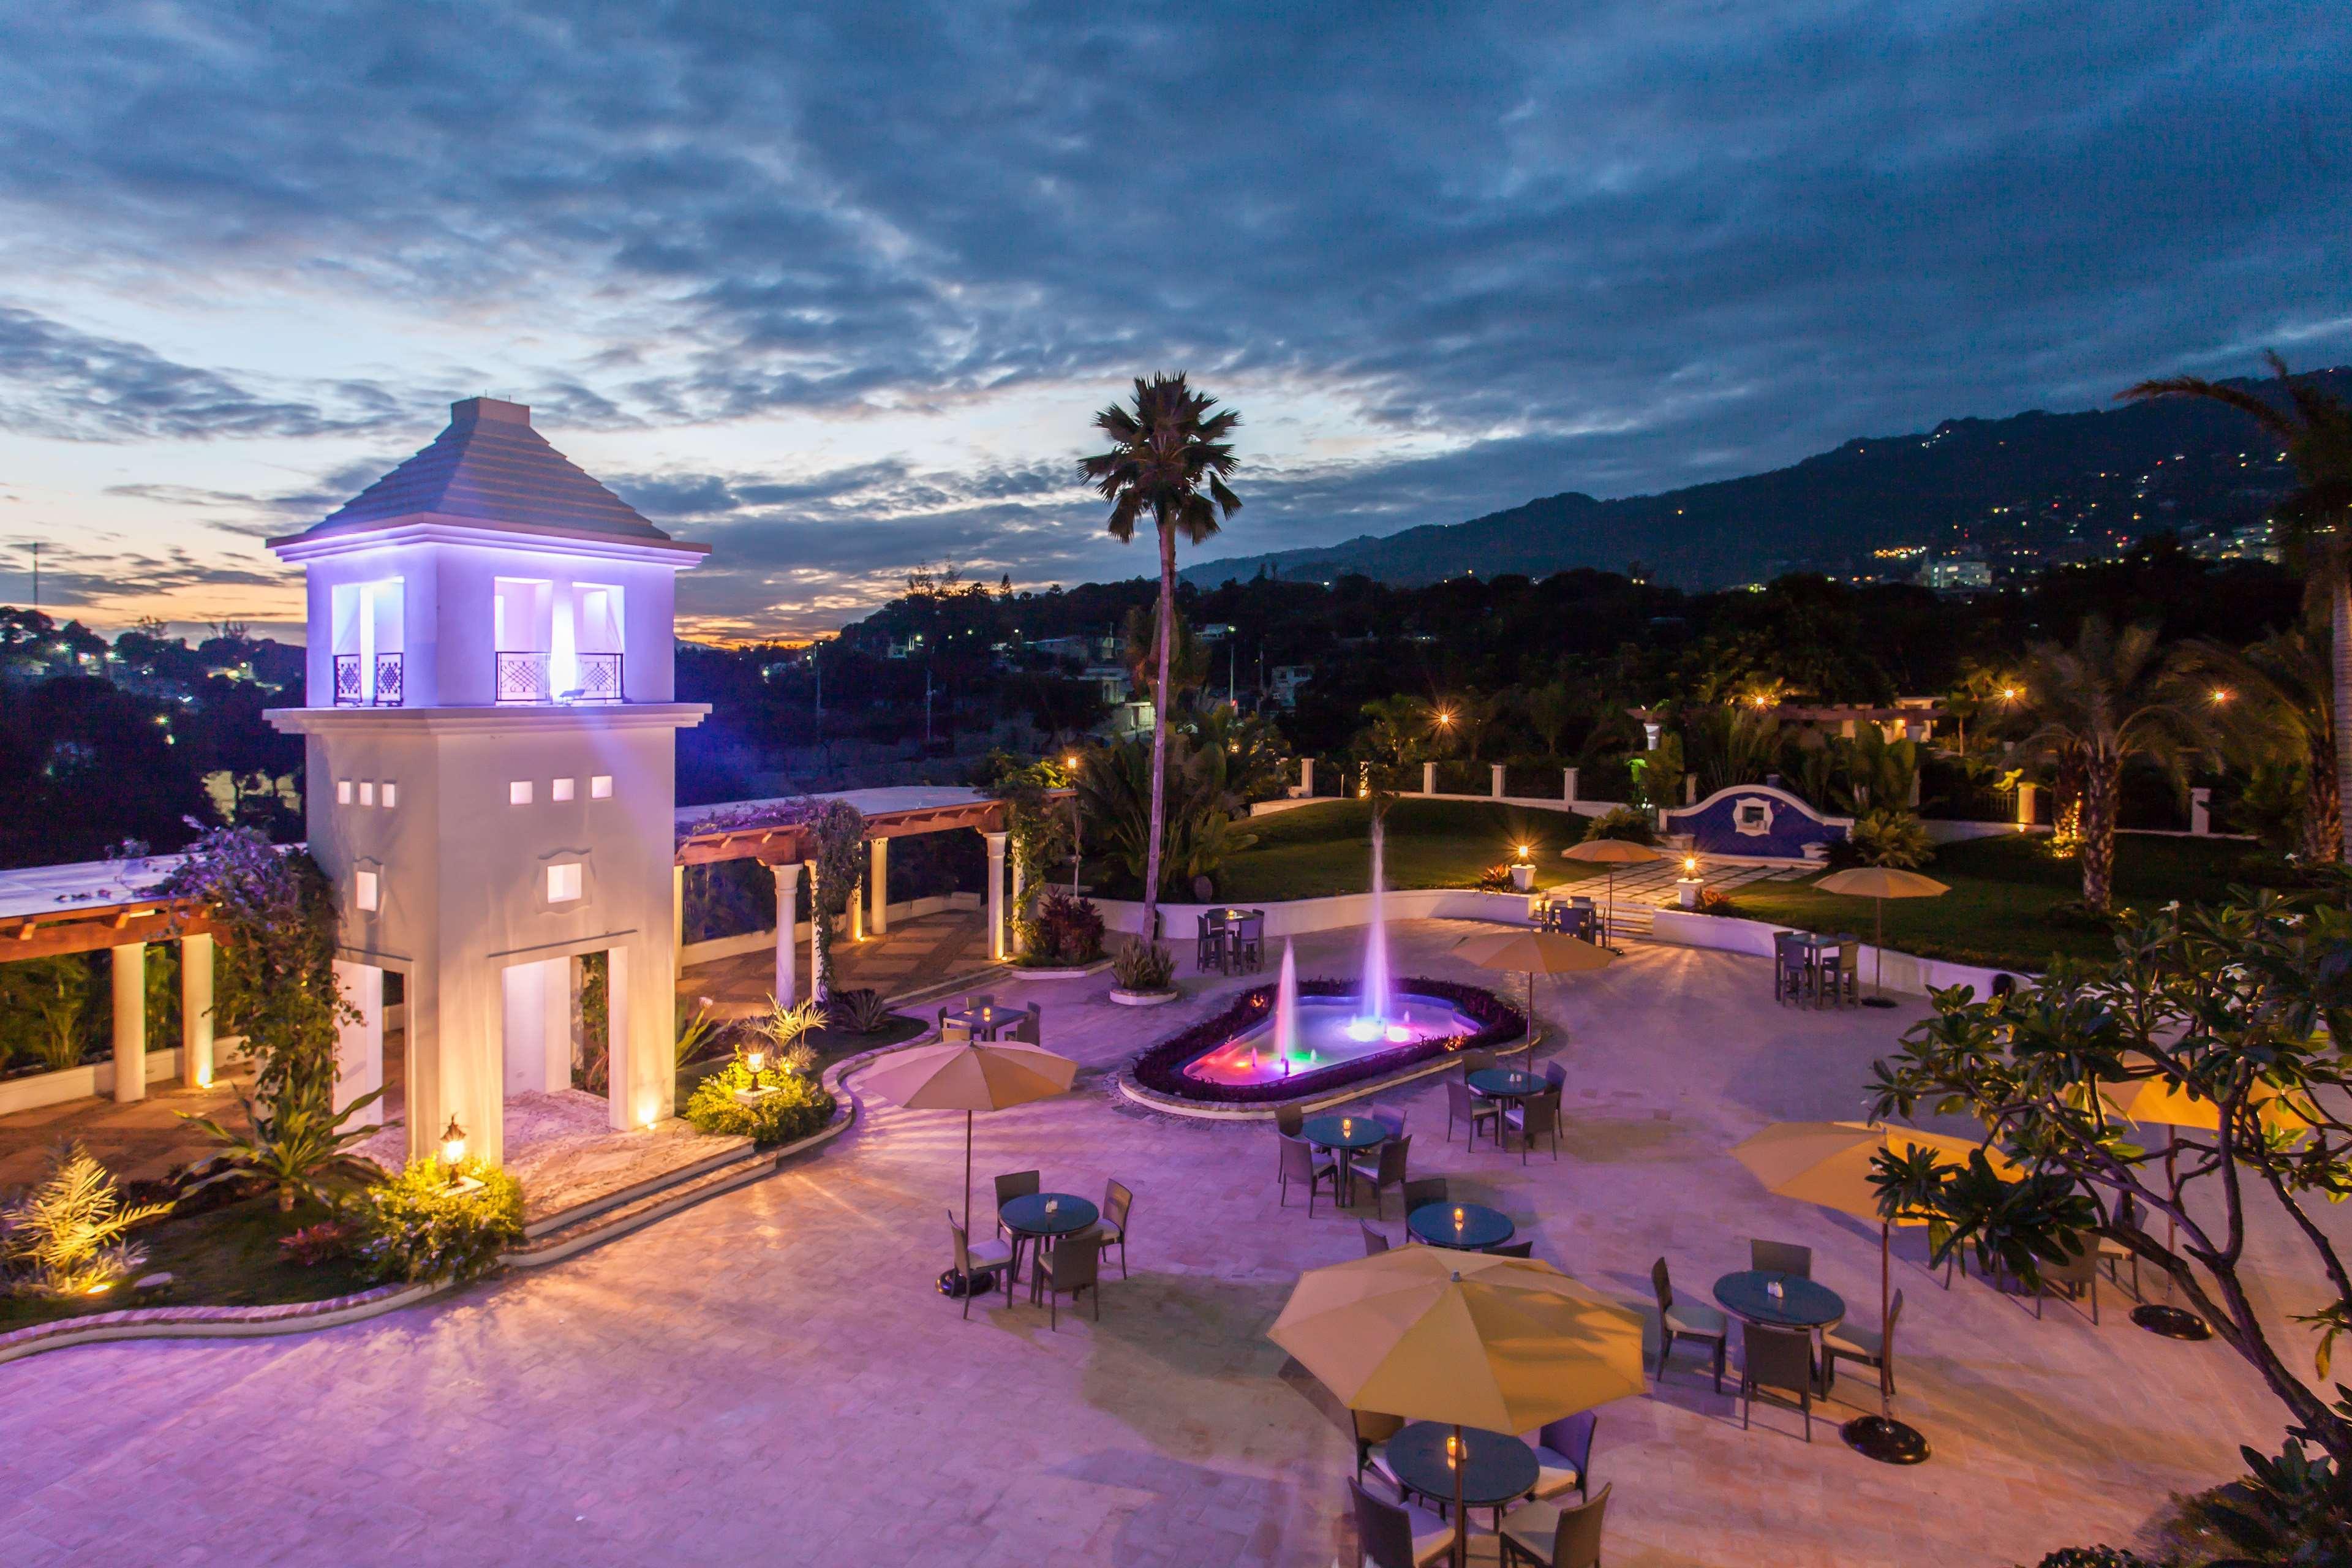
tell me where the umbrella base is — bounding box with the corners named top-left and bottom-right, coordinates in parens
top-left (1841, 1415), bottom-right (1929, 1464)
top-left (2132, 1304), bottom-right (2212, 1340)
top-left (938, 1267), bottom-right (1001, 1299)
top-left (1860, 997), bottom-right (1898, 1009)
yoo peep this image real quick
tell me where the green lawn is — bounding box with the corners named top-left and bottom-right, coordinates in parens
top-left (1709, 832), bottom-right (2290, 971)
top-left (1216, 799), bottom-right (1594, 902)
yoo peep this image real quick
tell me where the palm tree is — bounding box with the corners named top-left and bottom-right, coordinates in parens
top-left (2176, 630), bottom-right (2340, 864)
top-left (2125, 356), bottom-right (2352, 853)
top-left (2014, 617), bottom-right (2192, 910)
top-left (1080, 375), bottom-right (1242, 943)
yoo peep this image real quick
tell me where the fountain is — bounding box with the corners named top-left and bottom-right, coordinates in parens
top-left (1272, 940), bottom-right (1302, 1069)
top-left (1355, 813), bottom-right (1394, 1031)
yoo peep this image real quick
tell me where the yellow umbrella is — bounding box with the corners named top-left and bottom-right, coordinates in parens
top-left (1560, 839), bottom-right (1664, 949)
top-left (1452, 929), bottom-right (1615, 1042)
top-left (862, 1038), bottom-right (1077, 1238)
top-left (1812, 865), bottom-right (1950, 1007)
top-left (1270, 1247), bottom-right (1645, 1567)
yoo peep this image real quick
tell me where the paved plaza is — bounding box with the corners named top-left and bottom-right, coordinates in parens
top-left (2, 921), bottom-right (2326, 1566)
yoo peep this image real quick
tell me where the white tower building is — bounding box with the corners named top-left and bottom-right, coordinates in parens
top-left (267, 398), bottom-right (707, 1165)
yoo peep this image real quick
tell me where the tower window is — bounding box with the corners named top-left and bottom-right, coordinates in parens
top-left (337, 780), bottom-right (353, 805)
top-left (510, 782), bottom-right (533, 806)
top-left (358, 782), bottom-right (375, 807)
top-left (355, 870), bottom-right (380, 912)
top-left (552, 777), bottom-right (576, 802)
top-left (382, 782), bottom-right (398, 810)
top-left (590, 775), bottom-right (613, 799)
top-left (547, 863), bottom-right (582, 903)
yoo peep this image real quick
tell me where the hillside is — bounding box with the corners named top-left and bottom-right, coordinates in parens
top-left (1182, 371), bottom-right (2341, 590)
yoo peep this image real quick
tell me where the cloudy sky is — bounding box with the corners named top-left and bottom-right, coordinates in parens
top-left (0, 2), bottom-right (2345, 641)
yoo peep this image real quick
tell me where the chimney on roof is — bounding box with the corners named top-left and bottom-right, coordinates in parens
top-left (450, 396), bottom-right (530, 426)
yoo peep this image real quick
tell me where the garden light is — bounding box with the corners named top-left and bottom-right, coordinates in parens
top-left (440, 1114), bottom-right (466, 1166)
top-left (1435, 709), bottom-right (1454, 727)
top-left (1514, 843), bottom-right (1531, 861)
top-left (747, 1047), bottom-right (767, 1074)
top-left (1683, 854), bottom-right (1699, 876)
top-left (2209, 687), bottom-right (2232, 704)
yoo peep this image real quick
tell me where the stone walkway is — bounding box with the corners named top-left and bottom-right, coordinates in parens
top-left (2, 921), bottom-right (2331, 1566)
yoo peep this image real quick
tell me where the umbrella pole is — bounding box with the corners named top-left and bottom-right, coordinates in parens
top-left (963, 1109), bottom-right (974, 1240)
top-left (1452, 1422), bottom-right (1467, 1568)
top-left (1842, 1215), bottom-right (1930, 1463)
top-left (1861, 896), bottom-right (1897, 1009)
top-left (1881, 1221), bottom-right (1892, 1419)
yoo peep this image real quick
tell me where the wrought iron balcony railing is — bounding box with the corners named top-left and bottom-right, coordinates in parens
top-left (495, 650), bottom-right (624, 706)
top-left (332, 652), bottom-right (405, 707)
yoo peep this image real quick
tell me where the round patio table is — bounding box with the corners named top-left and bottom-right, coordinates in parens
top-left (1467, 1068), bottom-right (1544, 1101)
top-left (1711, 1270), bottom-right (1845, 1332)
top-left (1385, 1422), bottom-right (1539, 1514)
top-left (1409, 1200), bottom-right (1515, 1251)
top-left (1001, 1192), bottom-right (1099, 1288)
top-left (1302, 1114), bottom-right (1390, 1205)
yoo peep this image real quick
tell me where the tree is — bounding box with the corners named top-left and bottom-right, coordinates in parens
top-left (1120, 601), bottom-right (1211, 700)
top-left (2127, 356), bottom-right (2352, 857)
top-left (1520, 680), bottom-right (1575, 756)
top-left (1080, 375), bottom-right (1242, 947)
top-left (2013, 617), bottom-right (2191, 911)
top-left (2178, 630), bottom-right (2340, 865)
top-left (1868, 888), bottom-right (2352, 1463)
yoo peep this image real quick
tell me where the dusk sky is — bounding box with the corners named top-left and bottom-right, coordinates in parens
top-left (0, 2), bottom-right (2345, 641)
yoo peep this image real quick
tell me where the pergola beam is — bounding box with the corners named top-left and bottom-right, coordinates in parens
top-left (0, 905), bottom-right (213, 960)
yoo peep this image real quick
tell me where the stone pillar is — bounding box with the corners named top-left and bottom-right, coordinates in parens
top-left (1909, 770), bottom-right (1923, 808)
top-left (607, 940), bottom-right (653, 1131)
top-left (1422, 761), bottom-right (1437, 796)
top-left (111, 941), bottom-right (146, 1104)
top-left (1562, 767), bottom-right (1578, 805)
top-left (809, 867), bottom-right (826, 1005)
top-left (2017, 782), bottom-right (2039, 829)
top-left (984, 830), bottom-right (1009, 962)
top-left (1298, 757), bottom-right (1314, 797)
top-left (850, 859), bottom-right (865, 943)
top-left (1684, 775), bottom-right (1698, 805)
top-left (333, 958), bottom-right (384, 1112)
top-left (869, 837), bottom-right (889, 936)
top-left (2191, 786), bottom-right (2212, 836)
top-left (673, 863), bottom-right (685, 952)
top-left (771, 861), bottom-right (801, 1009)
top-left (179, 932), bottom-right (214, 1088)
top-left (1642, 722), bottom-right (1661, 752)
top-left (1010, 855), bottom-right (1026, 955)
top-left (1490, 763), bottom-right (1506, 799)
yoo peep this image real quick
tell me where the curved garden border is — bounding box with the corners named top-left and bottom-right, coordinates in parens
top-left (1129, 975), bottom-right (1524, 1107)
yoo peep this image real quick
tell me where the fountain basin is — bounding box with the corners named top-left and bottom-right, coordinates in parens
top-left (1131, 976), bottom-right (1526, 1106)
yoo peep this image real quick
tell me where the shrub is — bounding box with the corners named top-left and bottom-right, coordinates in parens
top-left (355, 1157), bottom-right (525, 1285)
top-left (1697, 886), bottom-right (1742, 918)
top-left (278, 1219), bottom-right (358, 1267)
top-left (0, 1139), bottom-right (171, 1298)
top-left (2193, 1436), bottom-right (2352, 1567)
top-left (1474, 863), bottom-right (1515, 892)
top-left (1032, 889), bottom-right (1106, 964)
top-left (828, 987), bottom-right (892, 1035)
top-left (1113, 941), bottom-right (1178, 993)
top-left (1851, 807), bottom-right (1934, 869)
top-left (1581, 805), bottom-right (1657, 845)
top-left (2026, 1550), bottom-right (2155, 1568)
top-left (178, 1084), bottom-right (392, 1214)
top-left (684, 1060), bottom-right (837, 1146)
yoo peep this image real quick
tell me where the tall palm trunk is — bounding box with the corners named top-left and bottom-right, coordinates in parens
top-left (1142, 503), bottom-right (1175, 940)
top-left (2333, 572), bottom-right (2352, 861)
top-left (2080, 752), bottom-right (2119, 911)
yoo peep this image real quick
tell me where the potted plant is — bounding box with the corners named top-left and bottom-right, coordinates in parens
top-left (1108, 941), bottom-right (1180, 1006)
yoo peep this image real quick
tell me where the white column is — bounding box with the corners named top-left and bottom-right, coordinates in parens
top-left (1010, 855), bottom-right (1026, 956)
top-left (1562, 767), bottom-right (1578, 805)
top-left (850, 860), bottom-right (865, 942)
top-left (983, 830), bottom-right (1009, 962)
top-left (334, 959), bottom-right (384, 1112)
top-left (1422, 761), bottom-right (1437, 796)
top-left (179, 932), bottom-right (214, 1088)
top-left (869, 837), bottom-right (889, 936)
top-left (111, 941), bottom-right (147, 1104)
top-left (1490, 763), bottom-right (1506, 799)
top-left (1642, 722), bottom-right (1662, 752)
top-left (1684, 775), bottom-right (1698, 806)
top-left (2017, 782), bottom-right (2039, 829)
top-left (608, 942), bottom-right (654, 1131)
top-left (809, 868), bottom-right (826, 1004)
top-left (543, 958), bottom-right (572, 1093)
top-left (770, 861), bottom-right (802, 1009)
top-left (2190, 787), bottom-right (2212, 835)
top-left (673, 864), bottom-right (685, 952)
top-left (1298, 757), bottom-right (1314, 797)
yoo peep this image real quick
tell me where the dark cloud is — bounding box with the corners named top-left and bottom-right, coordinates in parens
top-left (0, 2), bottom-right (2347, 620)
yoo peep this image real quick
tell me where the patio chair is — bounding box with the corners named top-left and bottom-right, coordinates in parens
top-left (940, 1017), bottom-right (973, 1044)
top-left (1740, 1323), bottom-right (1817, 1441)
top-left (963, 992), bottom-right (996, 1011)
top-left (1528, 1411), bottom-right (1597, 1502)
top-left (1833, 941), bottom-right (1860, 1007)
top-left (1349, 1479), bottom-right (1452, 1568)
top-left (1007, 1005), bottom-right (1042, 1046)
top-left (1370, 1106), bottom-right (1407, 1139)
top-left (1461, 1048), bottom-right (1499, 1076)
top-left (1349, 1133), bottom-right (1412, 1219)
top-left (2099, 1193), bottom-right (2143, 1297)
top-left (1400, 1177), bottom-right (1449, 1219)
top-left (1095, 1179), bottom-right (1133, 1278)
top-left (1360, 1221), bottom-right (1392, 1256)
top-left (994, 1169), bottom-right (1041, 1268)
top-left (1276, 1104), bottom-right (1306, 1136)
top-left (1825, 1289), bottom-right (1902, 1403)
top-left (1541, 1061), bottom-right (1567, 1093)
top-left (948, 1212), bottom-right (1015, 1319)
top-left (1233, 913), bottom-right (1267, 973)
top-left (1498, 1482), bottom-right (1610, 1568)
top-left (1505, 1090), bottom-right (1561, 1163)
top-left (1651, 1258), bottom-right (1728, 1392)
top-left (2037, 1236), bottom-right (2103, 1323)
top-left (1033, 1231), bottom-right (1101, 1329)
top-left (1278, 1134), bottom-right (1337, 1215)
top-left (1751, 1239), bottom-right (1812, 1278)
top-left (1771, 933), bottom-right (1809, 1006)
top-left (1195, 912), bottom-right (1227, 973)
top-left (1446, 1078), bottom-right (1501, 1150)
top-left (1351, 1411), bottom-right (1408, 1497)
top-left (1487, 1240), bottom-right (1535, 1259)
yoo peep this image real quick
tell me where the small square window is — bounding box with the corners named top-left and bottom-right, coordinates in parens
top-left (510, 782), bottom-right (533, 806)
top-left (336, 780), bottom-right (353, 805)
top-left (590, 775), bottom-right (612, 799)
top-left (381, 782), bottom-right (398, 810)
top-left (546, 863), bottom-right (582, 903)
top-left (355, 870), bottom-right (380, 912)
top-left (358, 782), bottom-right (375, 807)
top-left (552, 777), bottom-right (576, 802)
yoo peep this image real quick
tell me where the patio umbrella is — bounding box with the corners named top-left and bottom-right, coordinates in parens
top-left (1269, 1247), bottom-right (1644, 1567)
top-left (1730, 1120), bottom-right (2017, 1462)
top-left (861, 1038), bottom-right (1077, 1238)
top-left (1559, 839), bottom-right (1663, 950)
top-left (1811, 865), bottom-right (1949, 1008)
top-left (1451, 929), bottom-right (1615, 1043)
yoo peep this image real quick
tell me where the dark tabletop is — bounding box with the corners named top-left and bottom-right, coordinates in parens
top-left (1301, 1114), bottom-right (1390, 1150)
top-left (945, 1006), bottom-right (1016, 1036)
top-left (1711, 1270), bottom-right (1846, 1330)
top-left (1001, 1192), bottom-right (1099, 1238)
top-left (1385, 1423), bottom-right (1539, 1509)
top-left (1468, 1068), bottom-right (1544, 1099)
top-left (1409, 1201), bottom-right (1515, 1251)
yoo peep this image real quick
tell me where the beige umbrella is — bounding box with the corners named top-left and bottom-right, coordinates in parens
top-left (1560, 838), bottom-right (1664, 949)
top-left (1812, 865), bottom-right (1950, 1007)
top-left (862, 1038), bottom-right (1078, 1237)
top-left (1270, 1247), bottom-right (1645, 1567)
top-left (1452, 929), bottom-right (1615, 1044)
top-left (1731, 1120), bottom-right (2016, 1460)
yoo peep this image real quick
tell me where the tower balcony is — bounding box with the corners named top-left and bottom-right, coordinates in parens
top-left (495, 650), bottom-right (625, 706)
top-left (333, 652), bottom-right (405, 707)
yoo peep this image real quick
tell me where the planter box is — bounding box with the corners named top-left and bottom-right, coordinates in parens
top-left (1008, 957), bottom-right (1116, 981)
top-left (1109, 987), bottom-right (1180, 1008)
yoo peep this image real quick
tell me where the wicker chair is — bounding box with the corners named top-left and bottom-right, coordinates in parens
top-left (1651, 1257), bottom-right (1727, 1392)
top-left (1505, 1090), bottom-right (1561, 1163)
top-left (1446, 1078), bottom-right (1501, 1150)
top-left (1750, 1238), bottom-right (1812, 1278)
top-left (1825, 1290), bottom-right (1902, 1403)
top-left (1095, 1179), bottom-right (1133, 1278)
top-left (948, 1212), bottom-right (1014, 1319)
top-left (1528, 1412), bottom-right (1597, 1502)
top-left (1349, 1480), bottom-right (1451, 1568)
top-left (1740, 1324), bottom-right (1817, 1441)
top-left (1498, 1482), bottom-right (1610, 1568)
top-left (1033, 1231), bottom-right (1101, 1329)
top-left (1350, 1134), bottom-right (1413, 1219)
top-left (1278, 1134), bottom-right (1336, 1215)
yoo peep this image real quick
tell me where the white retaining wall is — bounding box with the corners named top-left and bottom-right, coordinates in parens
top-left (679, 891), bottom-right (982, 967)
top-left (1649, 909), bottom-right (2027, 996)
top-left (1096, 887), bottom-right (1542, 940)
top-left (0, 1048), bottom-right (184, 1117)
top-left (1250, 793), bottom-right (1624, 821)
